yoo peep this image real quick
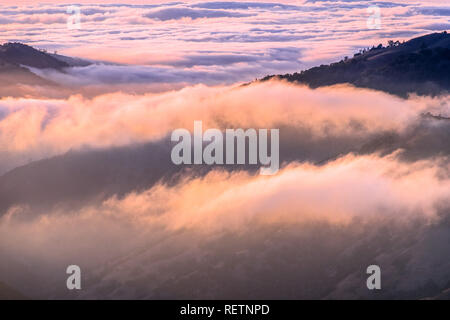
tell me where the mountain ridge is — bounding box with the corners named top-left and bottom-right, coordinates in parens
top-left (0, 42), bottom-right (92, 91)
top-left (0, 42), bottom-right (69, 69)
top-left (260, 31), bottom-right (450, 97)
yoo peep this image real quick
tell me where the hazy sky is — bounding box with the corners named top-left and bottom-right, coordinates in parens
top-left (1, 0), bottom-right (449, 84)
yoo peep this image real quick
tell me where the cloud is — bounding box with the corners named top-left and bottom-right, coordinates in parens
top-left (0, 81), bottom-right (448, 215)
top-left (190, 1), bottom-right (302, 10)
top-left (412, 7), bottom-right (450, 16)
top-left (1, 152), bottom-right (449, 299)
top-left (421, 23), bottom-right (450, 31)
top-left (165, 53), bottom-right (260, 67)
top-left (0, 69), bottom-right (449, 300)
top-left (3, 0), bottom-right (448, 73)
top-left (27, 63), bottom-right (244, 86)
top-left (22, 47), bottom-right (304, 89)
top-left (184, 33), bottom-right (314, 42)
top-left (158, 47), bottom-right (302, 67)
top-left (144, 7), bottom-right (253, 21)
top-left (0, 81), bottom-right (438, 162)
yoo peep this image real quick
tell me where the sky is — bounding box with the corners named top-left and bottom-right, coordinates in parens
top-left (1, 0), bottom-right (449, 85)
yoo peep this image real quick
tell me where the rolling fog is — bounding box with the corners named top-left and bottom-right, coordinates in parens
top-left (0, 81), bottom-right (449, 299)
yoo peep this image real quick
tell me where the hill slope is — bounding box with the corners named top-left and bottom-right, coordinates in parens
top-left (262, 32), bottom-right (450, 97)
top-left (0, 42), bottom-right (69, 69)
top-left (0, 42), bottom-right (91, 90)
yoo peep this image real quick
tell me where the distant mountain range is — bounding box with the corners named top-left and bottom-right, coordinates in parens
top-left (261, 31), bottom-right (450, 97)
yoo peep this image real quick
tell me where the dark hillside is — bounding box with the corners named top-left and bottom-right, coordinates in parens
top-left (261, 32), bottom-right (450, 97)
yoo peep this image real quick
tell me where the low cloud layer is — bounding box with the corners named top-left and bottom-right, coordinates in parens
top-left (1, 153), bottom-right (449, 299)
top-left (0, 81), bottom-right (448, 173)
top-left (0, 80), bottom-right (449, 299)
